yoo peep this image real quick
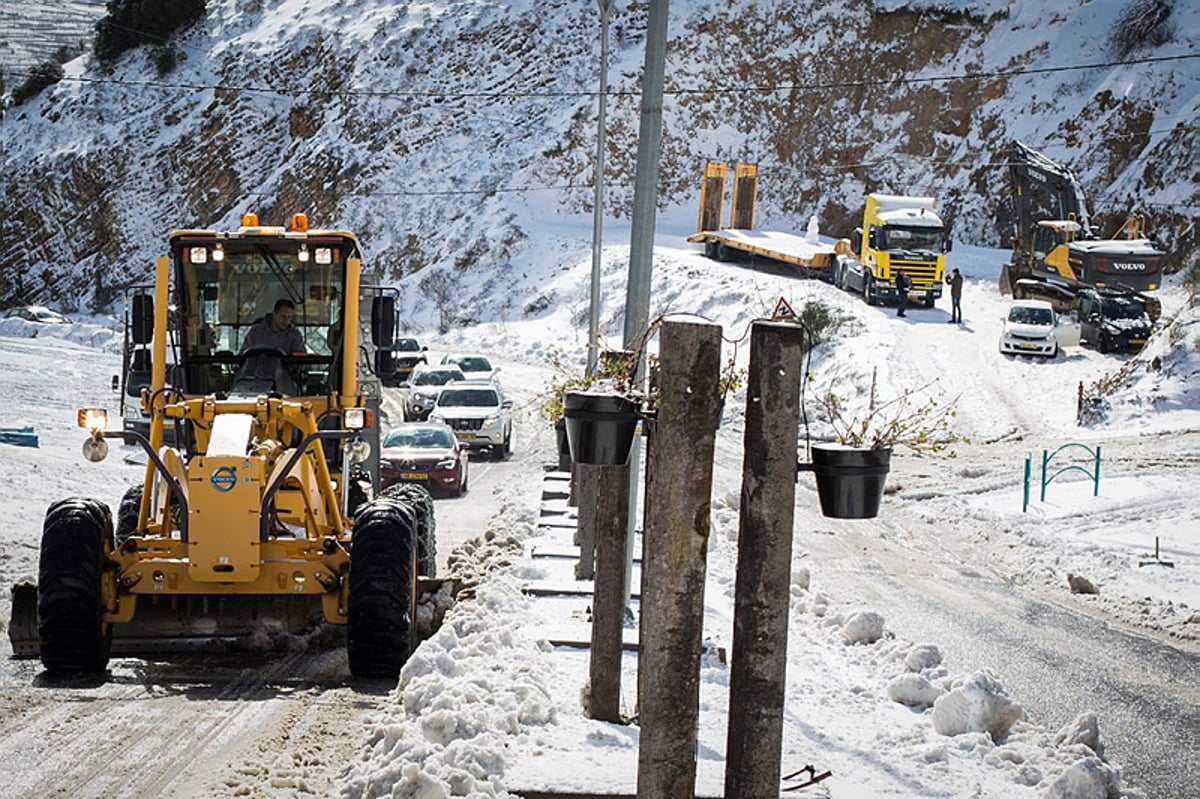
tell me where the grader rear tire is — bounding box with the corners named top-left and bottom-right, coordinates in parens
top-left (38, 497), bottom-right (114, 674)
top-left (115, 484), bottom-right (143, 546)
top-left (381, 482), bottom-right (437, 576)
top-left (348, 498), bottom-right (417, 678)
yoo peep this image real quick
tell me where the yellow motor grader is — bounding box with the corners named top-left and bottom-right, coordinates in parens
top-left (9, 214), bottom-right (437, 678)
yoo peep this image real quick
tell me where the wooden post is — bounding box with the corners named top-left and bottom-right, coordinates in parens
top-left (636, 319), bottom-right (723, 799)
top-left (575, 465), bottom-right (599, 579)
top-left (587, 462), bottom-right (630, 722)
top-left (724, 321), bottom-right (804, 799)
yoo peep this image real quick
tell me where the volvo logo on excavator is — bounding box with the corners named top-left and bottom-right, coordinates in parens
top-left (1110, 262), bottom-right (1146, 271)
top-left (210, 466), bottom-right (238, 492)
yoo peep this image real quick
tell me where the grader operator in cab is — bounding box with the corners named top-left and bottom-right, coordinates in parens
top-left (9, 214), bottom-right (438, 679)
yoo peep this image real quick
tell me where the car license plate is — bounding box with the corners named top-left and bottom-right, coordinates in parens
top-left (456, 432), bottom-right (475, 440)
top-left (1130, 339), bottom-right (1146, 345)
top-left (1017, 343), bottom-right (1039, 350)
top-left (402, 472), bottom-right (428, 481)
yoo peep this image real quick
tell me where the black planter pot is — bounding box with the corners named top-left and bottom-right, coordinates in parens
top-left (563, 392), bottom-right (639, 466)
top-left (807, 445), bottom-right (892, 519)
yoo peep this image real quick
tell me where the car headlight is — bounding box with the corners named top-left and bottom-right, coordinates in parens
top-left (415, 392), bottom-right (435, 403)
top-left (484, 412), bottom-right (500, 426)
top-left (429, 413), bottom-right (445, 423)
top-left (436, 458), bottom-right (457, 470)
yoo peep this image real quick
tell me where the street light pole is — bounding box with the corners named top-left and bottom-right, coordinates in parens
top-left (587, 0), bottom-right (615, 376)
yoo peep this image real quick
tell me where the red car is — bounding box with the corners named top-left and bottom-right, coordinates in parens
top-left (379, 422), bottom-right (469, 497)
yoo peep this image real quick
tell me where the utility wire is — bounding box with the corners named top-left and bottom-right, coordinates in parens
top-left (22, 52), bottom-right (1200, 101)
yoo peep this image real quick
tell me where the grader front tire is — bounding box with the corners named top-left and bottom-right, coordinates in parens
top-left (347, 498), bottom-right (417, 678)
top-left (38, 497), bottom-right (114, 674)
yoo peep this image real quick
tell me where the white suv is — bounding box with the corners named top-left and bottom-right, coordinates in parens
top-left (429, 382), bottom-right (513, 459)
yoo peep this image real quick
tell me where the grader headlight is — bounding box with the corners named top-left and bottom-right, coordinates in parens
top-left (77, 408), bottom-right (109, 463)
top-left (343, 407), bottom-right (368, 430)
top-left (77, 408), bottom-right (108, 432)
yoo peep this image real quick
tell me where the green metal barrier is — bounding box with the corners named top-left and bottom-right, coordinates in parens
top-left (1023, 442), bottom-right (1101, 513)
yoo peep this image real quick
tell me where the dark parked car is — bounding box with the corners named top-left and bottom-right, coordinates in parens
top-left (379, 422), bottom-right (469, 497)
top-left (381, 337), bottom-right (428, 386)
top-left (1076, 288), bottom-right (1152, 354)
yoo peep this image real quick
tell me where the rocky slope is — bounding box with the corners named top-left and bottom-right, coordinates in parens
top-left (1, 0), bottom-right (1196, 312)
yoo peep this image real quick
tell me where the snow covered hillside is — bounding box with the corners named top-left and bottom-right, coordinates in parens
top-left (1, 0), bottom-right (1197, 311)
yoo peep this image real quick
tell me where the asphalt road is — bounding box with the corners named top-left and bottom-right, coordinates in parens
top-left (793, 495), bottom-right (1200, 799)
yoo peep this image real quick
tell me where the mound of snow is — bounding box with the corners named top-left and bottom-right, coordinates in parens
top-left (931, 670), bottom-right (1024, 739)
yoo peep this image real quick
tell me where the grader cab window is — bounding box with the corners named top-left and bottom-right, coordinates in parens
top-left (175, 243), bottom-right (346, 397)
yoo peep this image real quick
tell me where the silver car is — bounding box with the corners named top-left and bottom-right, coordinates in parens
top-left (404, 364), bottom-right (465, 421)
top-left (428, 382), bottom-right (513, 459)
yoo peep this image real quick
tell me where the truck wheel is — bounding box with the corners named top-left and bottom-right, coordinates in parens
top-left (716, 241), bottom-right (730, 262)
top-left (704, 240), bottom-right (717, 259)
top-left (348, 498), bottom-right (417, 677)
top-left (115, 484), bottom-right (143, 547)
top-left (38, 497), bottom-right (114, 674)
top-left (380, 483), bottom-right (437, 577)
top-left (863, 278), bottom-right (876, 306)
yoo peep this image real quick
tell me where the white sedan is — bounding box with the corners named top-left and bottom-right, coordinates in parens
top-left (998, 299), bottom-right (1080, 358)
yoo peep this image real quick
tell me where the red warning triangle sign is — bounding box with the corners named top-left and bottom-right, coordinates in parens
top-left (771, 296), bottom-right (796, 321)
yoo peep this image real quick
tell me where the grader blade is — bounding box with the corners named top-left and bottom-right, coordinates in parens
top-left (8, 581), bottom-right (39, 658)
top-left (109, 594), bottom-right (329, 653)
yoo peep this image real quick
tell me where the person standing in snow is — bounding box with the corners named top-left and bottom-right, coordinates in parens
top-left (241, 298), bottom-right (306, 353)
top-left (946, 268), bottom-right (964, 324)
top-left (895, 269), bottom-right (912, 317)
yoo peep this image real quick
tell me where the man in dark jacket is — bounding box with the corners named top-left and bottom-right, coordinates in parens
top-left (895, 269), bottom-right (912, 317)
top-left (241, 298), bottom-right (306, 353)
top-left (946, 268), bottom-right (964, 323)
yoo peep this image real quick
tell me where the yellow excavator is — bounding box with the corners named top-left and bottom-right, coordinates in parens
top-left (9, 214), bottom-right (439, 678)
top-left (999, 140), bottom-right (1163, 320)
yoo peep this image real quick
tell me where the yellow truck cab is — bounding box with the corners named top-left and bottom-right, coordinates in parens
top-left (838, 194), bottom-right (949, 308)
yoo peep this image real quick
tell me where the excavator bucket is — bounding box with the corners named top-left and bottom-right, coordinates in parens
top-left (8, 582), bottom-right (38, 658)
top-left (999, 263), bottom-right (1014, 296)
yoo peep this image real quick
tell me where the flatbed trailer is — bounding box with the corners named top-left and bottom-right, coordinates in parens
top-left (686, 162), bottom-right (847, 277)
top-left (685, 227), bottom-right (844, 275)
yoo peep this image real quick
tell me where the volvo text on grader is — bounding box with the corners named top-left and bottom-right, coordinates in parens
top-left (10, 214), bottom-right (438, 678)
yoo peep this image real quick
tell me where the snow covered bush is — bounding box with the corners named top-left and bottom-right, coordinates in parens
top-left (1107, 0), bottom-right (1176, 59)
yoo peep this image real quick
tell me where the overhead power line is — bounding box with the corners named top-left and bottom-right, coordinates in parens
top-left (25, 52), bottom-right (1200, 101)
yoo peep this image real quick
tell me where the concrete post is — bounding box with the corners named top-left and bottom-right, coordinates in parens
top-left (724, 321), bottom-right (805, 799)
top-left (587, 462), bottom-right (631, 722)
top-left (636, 319), bottom-right (722, 799)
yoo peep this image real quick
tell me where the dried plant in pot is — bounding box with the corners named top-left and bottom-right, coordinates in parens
top-left (802, 378), bottom-right (962, 519)
top-left (540, 348), bottom-right (656, 467)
